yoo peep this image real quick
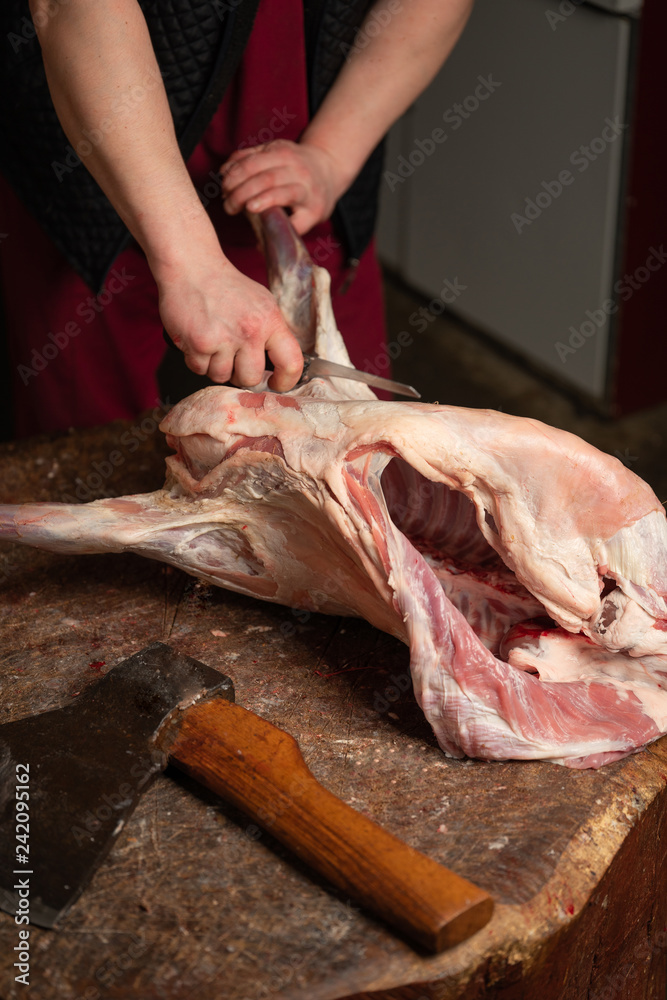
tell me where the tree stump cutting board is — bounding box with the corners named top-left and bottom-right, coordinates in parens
top-left (0, 417), bottom-right (665, 1000)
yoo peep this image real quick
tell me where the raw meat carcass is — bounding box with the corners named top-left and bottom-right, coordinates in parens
top-left (1, 209), bottom-right (667, 768)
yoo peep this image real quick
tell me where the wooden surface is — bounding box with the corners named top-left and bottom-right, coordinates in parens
top-left (0, 417), bottom-right (666, 1000)
top-left (166, 698), bottom-right (494, 953)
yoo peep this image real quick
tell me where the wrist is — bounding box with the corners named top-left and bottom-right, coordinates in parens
top-left (144, 205), bottom-right (230, 286)
top-left (299, 132), bottom-right (358, 204)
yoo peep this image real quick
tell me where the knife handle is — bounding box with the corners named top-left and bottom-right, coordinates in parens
top-left (165, 697), bottom-right (493, 952)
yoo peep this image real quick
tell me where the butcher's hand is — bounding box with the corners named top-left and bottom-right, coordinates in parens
top-left (157, 251), bottom-right (304, 390)
top-left (30, 0), bottom-right (303, 393)
top-left (223, 0), bottom-right (474, 235)
top-left (221, 139), bottom-right (346, 234)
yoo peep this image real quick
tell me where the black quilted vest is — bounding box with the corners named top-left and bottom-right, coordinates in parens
top-left (0, 0), bottom-right (383, 291)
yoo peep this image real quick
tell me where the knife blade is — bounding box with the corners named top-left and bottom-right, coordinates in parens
top-left (162, 329), bottom-right (422, 399)
top-left (300, 354), bottom-right (421, 398)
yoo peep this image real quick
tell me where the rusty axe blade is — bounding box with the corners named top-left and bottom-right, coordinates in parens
top-left (0, 642), bottom-right (493, 952)
top-left (0, 642), bottom-right (233, 928)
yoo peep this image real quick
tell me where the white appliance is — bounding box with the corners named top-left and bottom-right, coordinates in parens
top-left (377, 0), bottom-right (663, 412)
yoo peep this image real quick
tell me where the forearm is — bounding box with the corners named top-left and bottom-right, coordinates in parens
top-left (30, 0), bottom-right (222, 277)
top-left (30, 0), bottom-right (302, 389)
top-left (302, 0), bottom-right (473, 195)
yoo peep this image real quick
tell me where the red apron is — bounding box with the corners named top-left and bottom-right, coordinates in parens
top-left (0, 0), bottom-right (388, 437)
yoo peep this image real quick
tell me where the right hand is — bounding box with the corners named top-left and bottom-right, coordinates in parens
top-left (156, 253), bottom-right (304, 392)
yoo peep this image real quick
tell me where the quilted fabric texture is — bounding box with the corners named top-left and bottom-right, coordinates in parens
top-left (308, 0), bottom-right (385, 265)
top-left (0, 0), bottom-right (258, 291)
top-left (0, 0), bottom-right (383, 289)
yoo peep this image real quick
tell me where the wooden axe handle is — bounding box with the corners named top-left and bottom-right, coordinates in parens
top-left (165, 698), bottom-right (493, 952)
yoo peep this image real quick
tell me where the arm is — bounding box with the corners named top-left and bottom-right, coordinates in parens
top-left (222, 0), bottom-right (473, 233)
top-left (29, 0), bottom-right (303, 390)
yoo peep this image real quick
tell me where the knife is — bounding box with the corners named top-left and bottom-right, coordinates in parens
top-left (162, 330), bottom-right (421, 399)
top-left (299, 353), bottom-right (421, 398)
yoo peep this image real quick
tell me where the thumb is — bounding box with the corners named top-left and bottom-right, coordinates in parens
top-left (265, 325), bottom-right (305, 392)
top-left (289, 205), bottom-right (317, 235)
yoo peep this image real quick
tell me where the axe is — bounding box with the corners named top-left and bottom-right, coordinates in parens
top-left (0, 643), bottom-right (493, 952)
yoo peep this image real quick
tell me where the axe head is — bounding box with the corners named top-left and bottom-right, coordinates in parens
top-left (0, 642), bottom-right (233, 928)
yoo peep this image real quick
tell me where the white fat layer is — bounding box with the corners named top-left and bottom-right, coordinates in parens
top-left (2, 214), bottom-right (667, 769)
top-left (504, 629), bottom-right (667, 732)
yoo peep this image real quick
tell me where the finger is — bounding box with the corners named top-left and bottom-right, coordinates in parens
top-left (289, 205), bottom-right (318, 234)
top-left (246, 183), bottom-right (310, 215)
top-left (205, 349), bottom-right (235, 384)
top-left (184, 350), bottom-right (214, 378)
top-left (220, 151), bottom-right (266, 190)
top-left (222, 139), bottom-right (295, 173)
top-left (229, 344), bottom-right (270, 388)
top-left (265, 328), bottom-right (305, 393)
top-left (221, 147), bottom-right (278, 189)
top-left (222, 165), bottom-right (279, 214)
top-left (220, 146), bottom-right (264, 166)
top-left (221, 144), bottom-right (268, 171)
top-left (222, 155), bottom-right (299, 197)
top-left (221, 150), bottom-right (302, 196)
top-left (225, 177), bottom-right (305, 217)
top-left (164, 327), bottom-right (183, 350)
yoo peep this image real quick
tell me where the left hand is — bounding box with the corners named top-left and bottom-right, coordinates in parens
top-left (220, 138), bottom-right (344, 234)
